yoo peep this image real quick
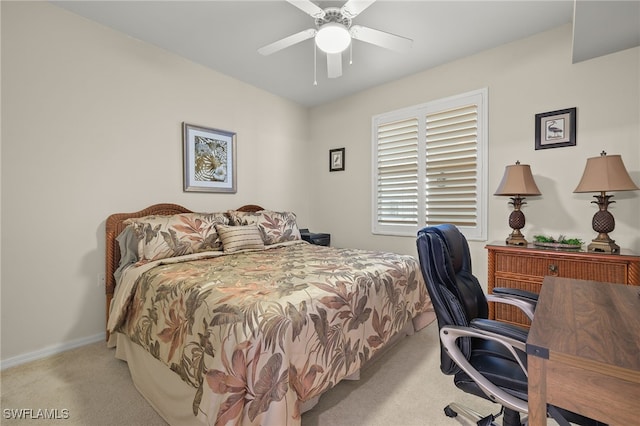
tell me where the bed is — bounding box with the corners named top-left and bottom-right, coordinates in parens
top-left (105, 203), bottom-right (434, 426)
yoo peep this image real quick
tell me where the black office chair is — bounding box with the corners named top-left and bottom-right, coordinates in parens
top-left (416, 224), bottom-right (606, 426)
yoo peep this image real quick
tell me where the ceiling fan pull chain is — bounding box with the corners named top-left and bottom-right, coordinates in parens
top-left (350, 43), bottom-right (353, 65)
top-left (313, 43), bottom-right (318, 86)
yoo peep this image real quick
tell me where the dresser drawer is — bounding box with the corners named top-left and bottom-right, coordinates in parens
top-left (495, 253), bottom-right (630, 283)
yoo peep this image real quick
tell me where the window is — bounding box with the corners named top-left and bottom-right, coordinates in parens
top-left (372, 88), bottom-right (487, 240)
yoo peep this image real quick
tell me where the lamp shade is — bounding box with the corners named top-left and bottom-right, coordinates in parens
top-left (574, 152), bottom-right (639, 193)
top-left (494, 162), bottom-right (541, 196)
top-left (315, 23), bottom-right (351, 54)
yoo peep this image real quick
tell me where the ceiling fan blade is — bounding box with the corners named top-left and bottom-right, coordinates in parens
top-left (326, 52), bottom-right (343, 78)
top-left (350, 25), bottom-right (413, 52)
top-left (341, 0), bottom-right (376, 19)
top-left (258, 29), bottom-right (316, 56)
top-left (286, 0), bottom-right (326, 19)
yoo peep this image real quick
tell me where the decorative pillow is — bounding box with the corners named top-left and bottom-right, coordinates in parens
top-left (227, 210), bottom-right (301, 245)
top-left (124, 212), bottom-right (229, 262)
top-left (215, 224), bottom-right (265, 253)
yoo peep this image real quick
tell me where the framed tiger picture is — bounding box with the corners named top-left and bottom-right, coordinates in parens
top-left (183, 122), bottom-right (237, 193)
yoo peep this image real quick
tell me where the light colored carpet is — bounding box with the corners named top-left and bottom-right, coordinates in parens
top-left (1, 322), bottom-right (500, 426)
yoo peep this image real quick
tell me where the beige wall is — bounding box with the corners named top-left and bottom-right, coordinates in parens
top-left (308, 24), bottom-right (640, 285)
top-left (1, 2), bottom-right (311, 362)
top-left (2, 3), bottom-right (639, 364)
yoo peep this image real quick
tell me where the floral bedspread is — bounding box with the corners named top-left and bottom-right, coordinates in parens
top-left (110, 242), bottom-right (431, 426)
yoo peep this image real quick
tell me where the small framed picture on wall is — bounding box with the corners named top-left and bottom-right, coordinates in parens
top-left (329, 148), bottom-right (345, 172)
top-left (535, 107), bottom-right (577, 150)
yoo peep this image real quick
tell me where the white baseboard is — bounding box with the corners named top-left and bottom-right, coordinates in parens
top-left (1, 332), bottom-right (106, 371)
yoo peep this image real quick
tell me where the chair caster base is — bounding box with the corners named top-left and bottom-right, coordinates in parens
top-left (444, 405), bottom-right (458, 418)
top-left (442, 403), bottom-right (527, 426)
top-left (443, 403), bottom-right (499, 425)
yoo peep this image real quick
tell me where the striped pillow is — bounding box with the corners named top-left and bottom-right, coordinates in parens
top-left (216, 224), bottom-right (265, 253)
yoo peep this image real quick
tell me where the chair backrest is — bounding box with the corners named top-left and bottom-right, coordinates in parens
top-left (416, 224), bottom-right (488, 374)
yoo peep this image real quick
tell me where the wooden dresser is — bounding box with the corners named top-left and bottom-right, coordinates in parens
top-left (486, 243), bottom-right (640, 327)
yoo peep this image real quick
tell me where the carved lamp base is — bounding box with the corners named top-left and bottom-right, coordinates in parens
top-left (587, 235), bottom-right (620, 253)
top-left (505, 229), bottom-right (527, 246)
top-left (506, 208), bottom-right (527, 246)
top-left (587, 198), bottom-right (619, 253)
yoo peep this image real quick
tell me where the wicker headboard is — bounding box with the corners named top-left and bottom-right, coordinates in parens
top-left (104, 203), bottom-right (264, 337)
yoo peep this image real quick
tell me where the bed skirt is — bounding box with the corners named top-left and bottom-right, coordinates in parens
top-left (112, 309), bottom-right (435, 425)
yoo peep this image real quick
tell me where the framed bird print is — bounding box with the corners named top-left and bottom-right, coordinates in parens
top-left (535, 107), bottom-right (576, 150)
top-left (183, 122), bottom-right (237, 193)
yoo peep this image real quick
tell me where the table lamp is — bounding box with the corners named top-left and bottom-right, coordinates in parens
top-left (574, 151), bottom-right (639, 253)
top-left (495, 161), bottom-right (541, 246)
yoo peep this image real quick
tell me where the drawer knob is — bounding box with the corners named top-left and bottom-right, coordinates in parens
top-left (548, 264), bottom-right (558, 274)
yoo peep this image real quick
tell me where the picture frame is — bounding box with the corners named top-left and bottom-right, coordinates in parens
top-left (535, 107), bottom-right (576, 150)
top-left (183, 122), bottom-right (237, 193)
top-left (329, 148), bottom-right (345, 172)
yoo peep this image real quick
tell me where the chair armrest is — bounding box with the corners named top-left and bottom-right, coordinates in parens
top-left (486, 292), bottom-right (536, 321)
top-left (470, 318), bottom-right (528, 344)
top-left (492, 287), bottom-right (538, 304)
top-left (439, 325), bottom-right (528, 414)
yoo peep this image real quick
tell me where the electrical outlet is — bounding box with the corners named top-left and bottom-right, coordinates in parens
top-left (98, 273), bottom-right (106, 287)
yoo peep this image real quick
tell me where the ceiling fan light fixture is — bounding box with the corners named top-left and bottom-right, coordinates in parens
top-left (315, 23), bottom-right (351, 54)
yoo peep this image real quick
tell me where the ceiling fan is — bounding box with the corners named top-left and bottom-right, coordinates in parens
top-left (258, 0), bottom-right (413, 79)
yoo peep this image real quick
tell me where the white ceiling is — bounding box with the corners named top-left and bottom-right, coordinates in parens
top-left (51, 1), bottom-right (640, 108)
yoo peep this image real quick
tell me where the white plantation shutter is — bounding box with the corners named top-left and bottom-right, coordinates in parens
top-left (375, 118), bottom-right (419, 227)
top-left (373, 89), bottom-right (487, 240)
top-left (425, 104), bottom-right (478, 227)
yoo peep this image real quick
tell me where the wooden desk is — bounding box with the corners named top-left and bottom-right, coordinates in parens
top-left (526, 277), bottom-right (640, 425)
